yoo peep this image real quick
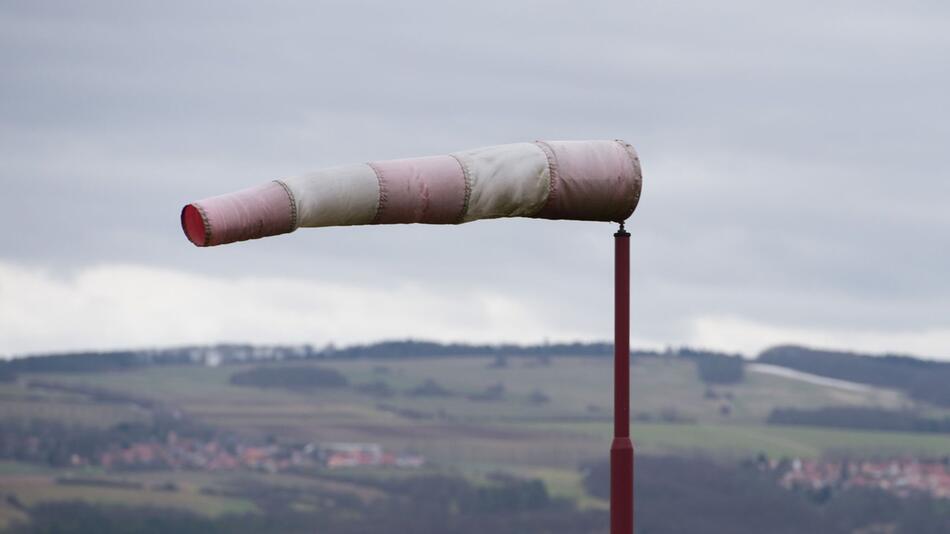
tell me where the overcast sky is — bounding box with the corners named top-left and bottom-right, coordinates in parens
top-left (1, 0), bottom-right (948, 359)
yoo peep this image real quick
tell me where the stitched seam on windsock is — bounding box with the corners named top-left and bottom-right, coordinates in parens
top-left (614, 139), bottom-right (639, 171)
top-left (534, 140), bottom-right (560, 216)
top-left (193, 203), bottom-right (213, 246)
top-left (614, 139), bottom-right (641, 221)
top-left (449, 153), bottom-right (472, 223)
top-left (273, 179), bottom-right (298, 231)
top-left (367, 162), bottom-right (387, 224)
top-left (615, 139), bottom-right (641, 195)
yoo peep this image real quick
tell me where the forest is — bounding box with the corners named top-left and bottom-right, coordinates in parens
top-left (583, 456), bottom-right (950, 534)
top-left (768, 407), bottom-right (950, 434)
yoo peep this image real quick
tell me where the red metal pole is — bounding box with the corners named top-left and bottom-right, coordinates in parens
top-left (611, 222), bottom-right (633, 534)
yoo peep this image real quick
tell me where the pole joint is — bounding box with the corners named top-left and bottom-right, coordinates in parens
top-left (615, 221), bottom-right (629, 237)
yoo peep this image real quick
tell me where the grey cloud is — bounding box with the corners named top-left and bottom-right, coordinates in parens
top-left (1, 0), bottom-right (948, 356)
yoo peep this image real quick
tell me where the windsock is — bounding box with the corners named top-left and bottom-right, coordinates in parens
top-left (181, 139), bottom-right (642, 247)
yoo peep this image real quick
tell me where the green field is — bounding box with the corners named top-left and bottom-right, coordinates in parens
top-left (0, 468), bottom-right (257, 529)
top-left (3, 354), bottom-right (949, 524)
top-left (35, 356), bottom-right (912, 424)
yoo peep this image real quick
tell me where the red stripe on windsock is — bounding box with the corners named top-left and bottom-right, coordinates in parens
top-left (368, 155), bottom-right (467, 224)
top-left (181, 181), bottom-right (296, 247)
top-left (535, 140), bottom-right (641, 222)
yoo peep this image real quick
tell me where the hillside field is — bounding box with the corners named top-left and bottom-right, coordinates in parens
top-left (3, 353), bottom-right (950, 528)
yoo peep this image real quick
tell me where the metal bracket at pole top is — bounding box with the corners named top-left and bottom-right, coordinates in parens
top-left (615, 221), bottom-right (630, 237)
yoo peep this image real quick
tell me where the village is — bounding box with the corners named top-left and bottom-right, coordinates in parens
top-left (91, 434), bottom-right (424, 473)
top-left (777, 457), bottom-right (950, 500)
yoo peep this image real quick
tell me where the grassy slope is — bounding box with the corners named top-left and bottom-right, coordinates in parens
top-left (25, 357), bottom-right (945, 454)
top-left (0, 382), bottom-right (148, 427)
top-left (510, 420), bottom-right (950, 458)
top-left (0, 468), bottom-right (256, 529)
top-left (34, 356), bottom-right (912, 423)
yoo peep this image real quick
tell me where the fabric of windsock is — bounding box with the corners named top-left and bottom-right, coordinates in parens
top-left (181, 139), bottom-right (642, 247)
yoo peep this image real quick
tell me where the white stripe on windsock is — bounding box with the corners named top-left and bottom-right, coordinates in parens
top-left (453, 142), bottom-right (551, 222)
top-left (281, 164), bottom-right (380, 228)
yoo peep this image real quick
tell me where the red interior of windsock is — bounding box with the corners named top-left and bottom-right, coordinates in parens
top-left (181, 204), bottom-right (208, 246)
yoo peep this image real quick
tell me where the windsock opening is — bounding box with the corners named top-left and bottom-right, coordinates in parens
top-left (181, 204), bottom-right (208, 247)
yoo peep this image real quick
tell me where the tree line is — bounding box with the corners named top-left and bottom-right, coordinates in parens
top-left (1, 341), bottom-right (748, 386)
top-left (768, 406), bottom-right (950, 434)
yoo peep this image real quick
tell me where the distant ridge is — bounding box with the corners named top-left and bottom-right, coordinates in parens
top-left (0, 340), bottom-right (741, 379)
top-left (16, 341), bottom-right (949, 407)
